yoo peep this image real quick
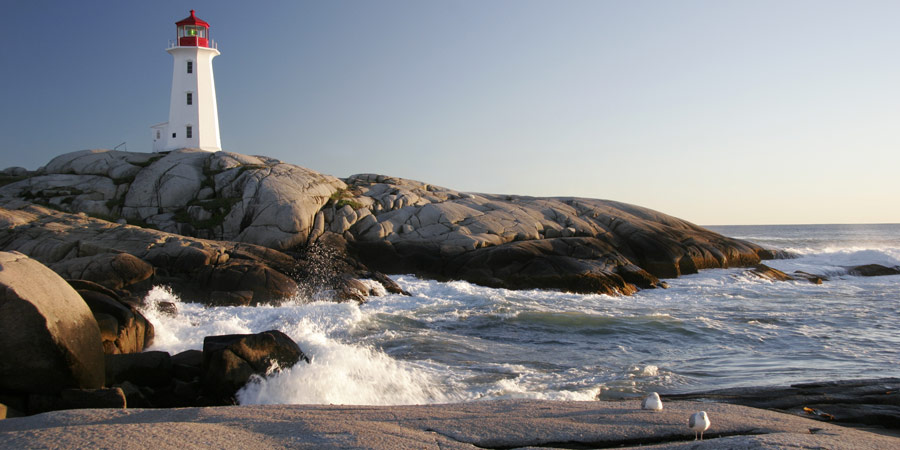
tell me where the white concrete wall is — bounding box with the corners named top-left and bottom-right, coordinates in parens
top-left (164, 46), bottom-right (221, 151)
top-left (151, 122), bottom-right (168, 152)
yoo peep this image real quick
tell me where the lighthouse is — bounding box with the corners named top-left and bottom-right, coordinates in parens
top-left (151, 10), bottom-right (221, 152)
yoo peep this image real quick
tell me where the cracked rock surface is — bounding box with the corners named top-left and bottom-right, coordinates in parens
top-left (335, 174), bottom-right (770, 294)
top-left (1, 149), bottom-right (346, 250)
top-left (2, 149), bottom-right (773, 295)
top-left (0, 399), bottom-right (896, 449)
top-left (0, 199), bottom-right (300, 306)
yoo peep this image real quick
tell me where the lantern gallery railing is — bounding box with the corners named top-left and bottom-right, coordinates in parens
top-left (167, 39), bottom-right (218, 50)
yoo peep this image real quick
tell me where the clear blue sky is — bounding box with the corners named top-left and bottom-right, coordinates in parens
top-left (2, 1), bottom-right (898, 225)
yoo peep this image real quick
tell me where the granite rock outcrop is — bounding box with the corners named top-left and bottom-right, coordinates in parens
top-left (2, 149), bottom-right (346, 250)
top-left (2, 149), bottom-right (773, 296)
top-left (0, 199), bottom-right (300, 305)
top-left (332, 174), bottom-right (768, 294)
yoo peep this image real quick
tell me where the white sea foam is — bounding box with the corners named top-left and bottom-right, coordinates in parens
top-left (474, 376), bottom-right (601, 401)
top-left (236, 329), bottom-right (453, 405)
top-left (138, 225), bottom-right (900, 405)
top-left (632, 365), bottom-right (659, 377)
top-left (141, 285), bottom-right (456, 405)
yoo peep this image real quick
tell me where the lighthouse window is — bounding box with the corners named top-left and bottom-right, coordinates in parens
top-left (180, 26), bottom-right (206, 38)
top-left (186, 126), bottom-right (193, 139)
top-left (186, 92), bottom-right (193, 105)
top-left (187, 61), bottom-right (193, 74)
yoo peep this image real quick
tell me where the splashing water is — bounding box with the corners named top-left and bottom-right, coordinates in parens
top-left (141, 224), bottom-right (900, 405)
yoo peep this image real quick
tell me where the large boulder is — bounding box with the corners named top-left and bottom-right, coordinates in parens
top-left (848, 264), bottom-right (900, 277)
top-left (201, 330), bottom-right (309, 404)
top-left (0, 252), bottom-right (105, 394)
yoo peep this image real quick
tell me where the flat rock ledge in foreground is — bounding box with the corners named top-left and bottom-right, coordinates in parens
top-left (0, 400), bottom-right (897, 449)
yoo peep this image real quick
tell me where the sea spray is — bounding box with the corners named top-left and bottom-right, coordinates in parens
top-left (141, 285), bottom-right (458, 405)
top-left (139, 224), bottom-right (900, 404)
top-left (235, 330), bottom-right (453, 405)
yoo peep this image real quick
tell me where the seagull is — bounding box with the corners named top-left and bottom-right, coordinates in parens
top-left (689, 411), bottom-right (711, 440)
top-left (641, 392), bottom-right (663, 411)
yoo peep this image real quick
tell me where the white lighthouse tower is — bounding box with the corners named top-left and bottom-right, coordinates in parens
top-left (151, 10), bottom-right (221, 152)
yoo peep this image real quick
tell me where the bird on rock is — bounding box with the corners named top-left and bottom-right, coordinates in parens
top-left (641, 392), bottom-right (663, 411)
top-left (689, 411), bottom-right (711, 440)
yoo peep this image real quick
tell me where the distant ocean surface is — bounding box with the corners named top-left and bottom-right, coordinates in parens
top-left (141, 224), bottom-right (900, 405)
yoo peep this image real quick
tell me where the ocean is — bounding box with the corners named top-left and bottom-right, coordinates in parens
top-left (140, 224), bottom-right (900, 405)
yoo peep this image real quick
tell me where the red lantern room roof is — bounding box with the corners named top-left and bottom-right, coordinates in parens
top-left (176, 10), bottom-right (210, 28)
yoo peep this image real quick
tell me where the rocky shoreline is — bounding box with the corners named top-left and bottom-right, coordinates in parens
top-left (2, 149), bottom-right (899, 443)
top-left (1, 149), bottom-right (776, 297)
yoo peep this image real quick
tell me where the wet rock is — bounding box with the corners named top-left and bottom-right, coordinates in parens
top-left (105, 351), bottom-right (173, 388)
top-left (452, 238), bottom-right (643, 295)
top-left (201, 330), bottom-right (309, 404)
top-left (368, 271), bottom-right (410, 296)
top-left (666, 377), bottom-right (900, 430)
top-left (793, 271), bottom-right (827, 284)
top-left (335, 277), bottom-right (370, 303)
top-left (848, 264), bottom-right (900, 277)
top-left (748, 264), bottom-right (795, 282)
top-left (197, 261), bottom-right (298, 304)
top-left (155, 301), bottom-right (178, 317)
top-left (208, 290), bottom-right (254, 307)
top-left (0, 252), bottom-right (105, 394)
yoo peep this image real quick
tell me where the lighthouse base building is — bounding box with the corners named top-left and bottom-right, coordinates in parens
top-left (152, 10), bottom-right (221, 152)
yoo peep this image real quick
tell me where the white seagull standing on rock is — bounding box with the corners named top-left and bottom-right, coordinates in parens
top-left (641, 392), bottom-right (663, 411)
top-left (689, 411), bottom-right (711, 440)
